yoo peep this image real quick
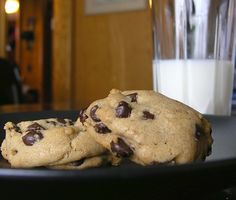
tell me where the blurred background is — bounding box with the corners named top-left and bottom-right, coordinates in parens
top-left (0, 0), bottom-right (235, 113)
top-left (0, 0), bottom-right (153, 111)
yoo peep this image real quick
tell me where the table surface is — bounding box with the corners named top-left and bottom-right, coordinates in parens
top-left (0, 103), bottom-right (74, 113)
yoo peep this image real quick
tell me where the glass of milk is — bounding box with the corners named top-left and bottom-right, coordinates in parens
top-left (152, 0), bottom-right (236, 115)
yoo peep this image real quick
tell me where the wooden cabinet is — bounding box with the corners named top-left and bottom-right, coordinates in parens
top-left (19, 0), bottom-right (44, 103)
top-left (53, 0), bottom-right (153, 109)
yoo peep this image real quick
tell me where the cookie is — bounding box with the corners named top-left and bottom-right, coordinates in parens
top-left (1, 118), bottom-right (106, 168)
top-left (48, 154), bottom-right (115, 170)
top-left (81, 89), bottom-right (213, 165)
top-left (1, 139), bottom-right (7, 160)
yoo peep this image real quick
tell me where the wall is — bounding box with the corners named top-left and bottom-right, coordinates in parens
top-left (53, 0), bottom-right (153, 109)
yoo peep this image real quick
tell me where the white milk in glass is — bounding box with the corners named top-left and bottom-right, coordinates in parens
top-left (153, 59), bottom-right (234, 115)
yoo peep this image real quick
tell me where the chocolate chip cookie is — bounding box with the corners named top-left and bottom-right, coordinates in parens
top-left (48, 154), bottom-right (116, 170)
top-left (81, 89), bottom-right (213, 165)
top-left (1, 118), bottom-right (106, 168)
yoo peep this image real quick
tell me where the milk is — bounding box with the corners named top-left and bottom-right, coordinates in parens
top-left (153, 59), bottom-right (234, 115)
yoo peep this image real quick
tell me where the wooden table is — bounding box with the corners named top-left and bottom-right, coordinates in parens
top-left (0, 103), bottom-right (74, 113)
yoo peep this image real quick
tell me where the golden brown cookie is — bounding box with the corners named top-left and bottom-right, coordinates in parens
top-left (1, 118), bottom-right (106, 168)
top-left (80, 89), bottom-right (213, 166)
top-left (48, 154), bottom-right (116, 170)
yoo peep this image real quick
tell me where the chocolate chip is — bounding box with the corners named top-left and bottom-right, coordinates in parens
top-left (202, 154), bottom-right (207, 161)
top-left (209, 127), bottom-right (212, 135)
top-left (206, 146), bottom-right (212, 156)
top-left (90, 105), bottom-right (101, 122)
top-left (27, 122), bottom-right (45, 131)
top-left (78, 109), bottom-right (88, 124)
top-left (71, 158), bottom-right (85, 166)
top-left (94, 123), bottom-right (111, 134)
top-left (142, 111), bottom-right (155, 120)
top-left (126, 93), bottom-right (138, 102)
top-left (22, 130), bottom-right (44, 146)
top-left (57, 118), bottom-right (66, 124)
top-left (10, 124), bottom-right (21, 133)
top-left (68, 120), bottom-right (74, 125)
top-left (115, 101), bottom-right (132, 118)
top-left (195, 124), bottom-right (204, 140)
top-left (110, 138), bottom-right (133, 157)
top-left (48, 120), bottom-right (57, 126)
top-left (11, 149), bottom-right (18, 156)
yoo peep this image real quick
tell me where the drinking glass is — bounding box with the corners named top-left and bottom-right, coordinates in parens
top-left (152, 0), bottom-right (236, 115)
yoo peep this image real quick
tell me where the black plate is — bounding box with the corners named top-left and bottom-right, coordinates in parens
top-left (0, 111), bottom-right (236, 199)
